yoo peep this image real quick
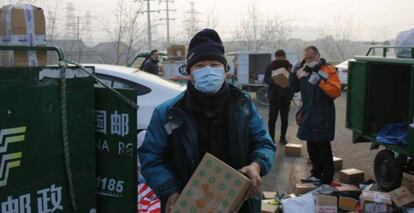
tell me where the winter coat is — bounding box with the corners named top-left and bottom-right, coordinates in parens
top-left (139, 85), bottom-right (276, 212)
top-left (289, 59), bottom-right (341, 142)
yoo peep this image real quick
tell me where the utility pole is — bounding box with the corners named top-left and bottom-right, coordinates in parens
top-left (144, 0), bottom-right (157, 50)
top-left (159, 0), bottom-right (175, 46)
top-left (76, 16), bottom-right (81, 61)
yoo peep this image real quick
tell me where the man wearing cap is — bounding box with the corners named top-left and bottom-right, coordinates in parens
top-left (264, 49), bottom-right (293, 145)
top-left (290, 46), bottom-right (341, 185)
top-left (139, 29), bottom-right (276, 212)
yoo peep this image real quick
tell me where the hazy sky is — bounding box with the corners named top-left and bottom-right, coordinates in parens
top-left (30, 0), bottom-right (414, 43)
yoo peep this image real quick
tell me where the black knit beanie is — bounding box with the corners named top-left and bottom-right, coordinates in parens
top-left (186, 28), bottom-right (227, 73)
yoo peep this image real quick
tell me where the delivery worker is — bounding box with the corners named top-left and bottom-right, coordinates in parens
top-left (141, 49), bottom-right (160, 75)
top-left (264, 49), bottom-right (293, 145)
top-left (139, 29), bottom-right (276, 213)
top-left (289, 46), bottom-right (341, 185)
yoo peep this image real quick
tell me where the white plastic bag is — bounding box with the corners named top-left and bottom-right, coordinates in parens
top-left (282, 192), bottom-right (315, 213)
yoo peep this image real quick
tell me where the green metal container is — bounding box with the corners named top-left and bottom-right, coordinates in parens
top-left (0, 45), bottom-right (139, 212)
top-left (0, 67), bottom-right (96, 212)
top-left (95, 88), bottom-right (137, 213)
top-left (346, 56), bottom-right (414, 156)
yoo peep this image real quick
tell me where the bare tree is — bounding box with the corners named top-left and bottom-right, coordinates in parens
top-left (233, 3), bottom-right (291, 52)
top-left (100, 0), bottom-right (127, 65)
top-left (45, 0), bottom-right (59, 45)
top-left (64, 2), bottom-right (76, 40)
top-left (100, 0), bottom-right (146, 65)
top-left (124, 0), bottom-right (146, 65)
top-left (73, 10), bottom-right (93, 62)
top-left (319, 16), bottom-right (360, 62)
top-left (204, 2), bottom-right (219, 29)
top-left (182, 1), bottom-right (201, 41)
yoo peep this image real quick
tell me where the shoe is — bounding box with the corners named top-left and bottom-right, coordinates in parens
top-left (301, 175), bottom-right (321, 184)
top-left (279, 138), bottom-right (288, 145)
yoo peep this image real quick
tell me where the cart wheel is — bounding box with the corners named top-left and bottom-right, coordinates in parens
top-left (256, 87), bottom-right (269, 106)
top-left (374, 150), bottom-right (403, 191)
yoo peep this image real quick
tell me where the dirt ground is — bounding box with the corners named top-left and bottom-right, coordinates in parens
top-left (255, 92), bottom-right (414, 194)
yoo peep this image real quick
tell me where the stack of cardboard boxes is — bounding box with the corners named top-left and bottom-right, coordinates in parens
top-left (0, 4), bottom-right (47, 66)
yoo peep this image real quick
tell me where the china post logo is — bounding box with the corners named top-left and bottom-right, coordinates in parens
top-left (0, 127), bottom-right (26, 187)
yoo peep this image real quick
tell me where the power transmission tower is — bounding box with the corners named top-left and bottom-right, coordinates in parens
top-left (185, 1), bottom-right (200, 39)
top-left (143, 0), bottom-right (157, 50)
top-left (159, 0), bottom-right (175, 46)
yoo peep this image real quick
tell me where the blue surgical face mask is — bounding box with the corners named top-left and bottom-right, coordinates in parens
top-left (192, 66), bottom-right (225, 94)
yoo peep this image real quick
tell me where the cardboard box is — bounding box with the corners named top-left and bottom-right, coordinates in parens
top-left (361, 191), bottom-right (392, 213)
top-left (0, 4), bottom-right (47, 67)
top-left (271, 68), bottom-right (290, 88)
top-left (333, 157), bottom-right (343, 171)
top-left (339, 196), bottom-right (357, 212)
top-left (285, 143), bottom-right (302, 157)
top-left (171, 153), bottom-right (251, 212)
top-left (335, 184), bottom-right (361, 198)
top-left (263, 191), bottom-right (277, 199)
top-left (339, 168), bottom-right (365, 184)
top-left (294, 183), bottom-right (316, 195)
top-left (261, 199), bottom-right (279, 213)
top-left (167, 44), bottom-right (186, 58)
top-left (308, 156), bottom-right (342, 170)
top-left (315, 195), bottom-right (338, 213)
top-left (390, 186), bottom-right (414, 208)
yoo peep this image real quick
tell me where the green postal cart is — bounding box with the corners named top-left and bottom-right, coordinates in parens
top-left (347, 46), bottom-right (414, 191)
top-left (0, 46), bottom-right (138, 212)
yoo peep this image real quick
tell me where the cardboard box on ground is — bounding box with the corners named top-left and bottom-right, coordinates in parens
top-left (294, 183), bottom-right (316, 195)
top-left (307, 156), bottom-right (343, 171)
top-left (338, 196), bottom-right (358, 212)
top-left (390, 186), bottom-right (414, 208)
top-left (171, 153), bottom-right (251, 213)
top-left (360, 190), bottom-right (392, 213)
top-left (333, 157), bottom-right (343, 171)
top-left (0, 4), bottom-right (47, 66)
top-left (285, 143), bottom-right (302, 157)
top-left (315, 195), bottom-right (337, 213)
top-left (339, 168), bottom-right (365, 184)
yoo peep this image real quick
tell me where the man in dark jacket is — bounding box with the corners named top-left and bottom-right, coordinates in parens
top-left (290, 46), bottom-right (341, 185)
top-left (139, 29), bottom-right (276, 213)
top-left (141, 49), bottom-right (160, 75)
top-left (264, 49), bottom-right (293, 145)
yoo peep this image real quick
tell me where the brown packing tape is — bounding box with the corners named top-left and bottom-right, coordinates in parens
top-left (11, 7), bottom-right (27, 34)
top-left (34, 8), bottom-right (45, 34)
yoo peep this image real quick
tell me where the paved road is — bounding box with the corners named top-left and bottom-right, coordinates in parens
top-left (255, 92), bottom-right (414, 194)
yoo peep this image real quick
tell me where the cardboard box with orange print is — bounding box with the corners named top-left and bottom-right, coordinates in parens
top-left (171, 153), bottom-right (251, 213)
